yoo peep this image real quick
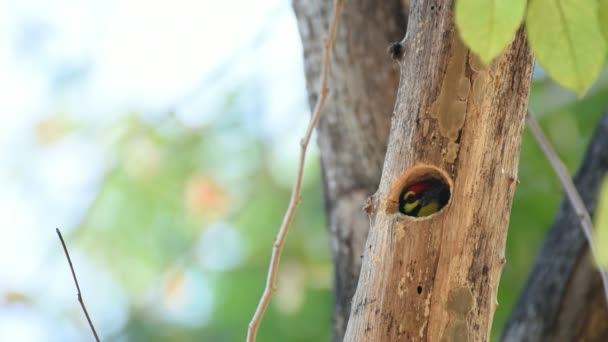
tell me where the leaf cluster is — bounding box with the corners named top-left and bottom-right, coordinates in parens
top-left (456, 0), bottom-right (608, 96)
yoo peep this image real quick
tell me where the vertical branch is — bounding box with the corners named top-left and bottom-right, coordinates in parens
top-left (525, 110), bottom-right (608, 303)
top-left (56, 228), bottom-right (100, 342)
top-left (293, 0), bottom-right (406, 340)
top-left (246, 1), bottom-right (345, 341)
top-left (342, 2), bottom-right (535, 338)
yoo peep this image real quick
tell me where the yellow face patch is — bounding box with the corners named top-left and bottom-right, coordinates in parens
top-left (402, 191), bottom-right (420, 214)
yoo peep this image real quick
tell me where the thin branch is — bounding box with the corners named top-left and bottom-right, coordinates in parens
top-left (246, 1), bottom-right (345, 341)
top-left (526, 110), bottom-right (608, 303)
top-left (56, 228), bottom-right (100, 342)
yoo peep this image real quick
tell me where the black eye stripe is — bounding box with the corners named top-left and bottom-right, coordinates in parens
top-left (403, 192), bottom-right (420, 204)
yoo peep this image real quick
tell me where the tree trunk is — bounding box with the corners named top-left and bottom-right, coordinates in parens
top-left (502, 110), bottom-right (608, 341)
top-left (343, 1), bottom-right (534, 341)
top-left (293, 1), bottom-right (407, 341)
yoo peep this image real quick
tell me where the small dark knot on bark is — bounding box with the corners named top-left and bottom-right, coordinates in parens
top-left (387, 41), bottom-right (404, 61)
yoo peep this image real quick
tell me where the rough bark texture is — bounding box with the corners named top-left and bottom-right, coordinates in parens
top-left (343, 1), bottom-right (534, 341)
top-left (293, 1), bottom-right (407, 340)
top-left (502, 111), bottom-right (608, 342)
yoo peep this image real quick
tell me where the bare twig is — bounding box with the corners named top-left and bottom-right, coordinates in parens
top-left (526, 110), bottom-right (608, 304)
top-left (246, 1), bottom-right (345, 341)
top-left (56, 228), bottom-right (101, 342)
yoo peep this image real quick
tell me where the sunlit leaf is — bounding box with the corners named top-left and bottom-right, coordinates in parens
top-left (163, 269), bottom-right (186, 305)
top-left (600, 0), bottom-right (608, 42)
top-left (125, 135), bottom-right (161, 180)
top-left (184, 173), bottom-right (229, 219)
top-left (595, 176), bottom-right (608, 267)
top-left (455, 0), bottom-right (526, 64)
top-left (4, 291), bottom-right (31, 304)
top-left (526, 0), bottom-right (607, 96)
top-left (34, 115), bottom-right (76, 145)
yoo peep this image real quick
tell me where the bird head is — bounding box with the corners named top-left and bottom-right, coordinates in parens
top-left (399, 180), bottom-right (449, 217)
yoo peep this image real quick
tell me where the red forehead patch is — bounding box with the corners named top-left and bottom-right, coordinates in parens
top-left (407, 181), bottom-right (432, 194)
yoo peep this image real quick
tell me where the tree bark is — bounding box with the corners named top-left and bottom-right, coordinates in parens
top-left (293, 1), bottom-right (407, 341)
top-left (343, 1), bottom-right (534, 341)
top-left (502, 110), bottom-right (608, 341)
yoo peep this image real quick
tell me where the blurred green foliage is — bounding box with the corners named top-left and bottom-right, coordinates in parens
top-left (55, 69), bottom-right (608, 341)
top-left (494, 78), bottom-right (608, 340)
top-left (65, 90), bottom-right (331, 341)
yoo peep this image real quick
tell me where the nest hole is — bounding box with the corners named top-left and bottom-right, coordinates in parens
top-left (386, 164), bottom-right (452, 218)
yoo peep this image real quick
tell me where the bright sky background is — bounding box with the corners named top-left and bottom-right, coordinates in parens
top-left (3, 0), bottom-right (608, 341)
top-left (0, 0), bottom-right (309, 340)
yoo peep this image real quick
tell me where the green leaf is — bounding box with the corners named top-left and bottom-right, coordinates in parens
top-left (526, 0), bottom-right (607, 96)
top-left (455, 0), bottom-right (526, 64)
top-left (595, 176), bottom-right (608, 267)
top-left (600, 0), bottom-right (608, 42)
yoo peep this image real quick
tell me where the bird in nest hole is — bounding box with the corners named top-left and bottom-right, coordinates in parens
top-left (399, 180), bottom-right (450, 217)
